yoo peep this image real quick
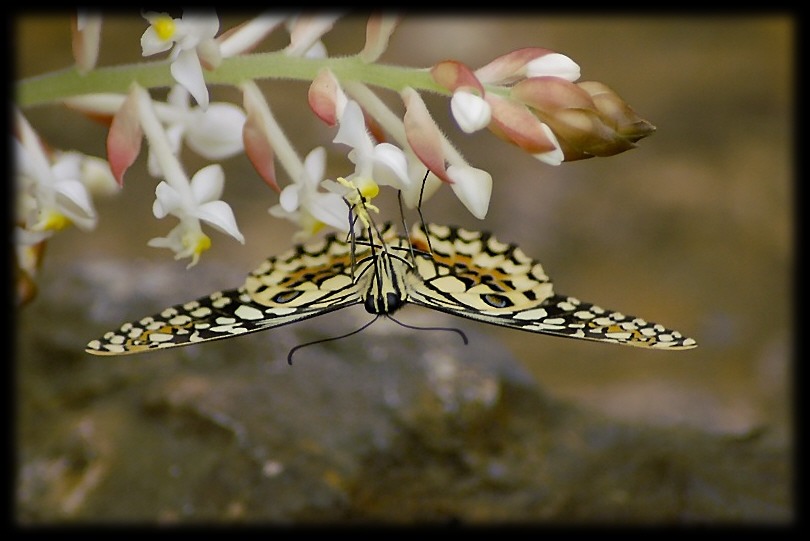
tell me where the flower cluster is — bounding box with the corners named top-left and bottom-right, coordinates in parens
top-left (14, 11), bottom-right (656, 306)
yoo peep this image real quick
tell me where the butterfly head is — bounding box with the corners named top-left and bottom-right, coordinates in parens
top-left (364, 291), bottom-right (403, 315)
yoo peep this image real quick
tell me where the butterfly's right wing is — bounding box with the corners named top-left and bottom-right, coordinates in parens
top-left (86, 233), bottom-right (365, 356)
top-left (405, 224), bottom-right (697, 350)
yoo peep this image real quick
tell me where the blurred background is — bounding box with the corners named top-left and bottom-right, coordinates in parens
top-left (16, 14), bottom-right (792, 443)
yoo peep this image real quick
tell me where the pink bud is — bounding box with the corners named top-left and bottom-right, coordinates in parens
top-left (510, 76), bottom-right (595, 113)
top-left (431, 60), bottom-right (485, 96)
top-left (242, 83), bottom-right (279, 192)
top-left (577, 81), bottom-right (656, 142)
top-left (474, 47), bottom-right (557, 85)
top-left (360, 14), bottom-right (400, 63)
top-left (286, 15), bottom-right (339, 57)
top-left (308, 68), bottom-right (346, 126)
top-left (71, 12), bottom-right (101, 74)
top-left (106, 87), bottom-right (143, 186)
top-left (401, 87), bottom-right (451, 184)
top-left (485, 93), bottom-right (558, 154)
top-left (511, 77), bottom-right (653, 160)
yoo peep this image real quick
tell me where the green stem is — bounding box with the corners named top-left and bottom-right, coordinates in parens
top-left (16, 52), bottom-right (449, 108)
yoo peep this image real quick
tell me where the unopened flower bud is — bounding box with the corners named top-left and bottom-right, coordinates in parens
top-left (451, 91), bottom-right (491, 133)
top-left (511, 77), bottom-right (655, 160)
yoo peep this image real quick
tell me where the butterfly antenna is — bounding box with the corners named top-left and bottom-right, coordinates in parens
top-left (287, 316), bottom-right (380, 365)
top-left (397, 190), bottom-right (417, 264)
top-left (416, 170), bottom-right (434, 255)
top-left (386, 314), bottom-right (469, 345)
top-left (342, 199), bottom-right (358, 279)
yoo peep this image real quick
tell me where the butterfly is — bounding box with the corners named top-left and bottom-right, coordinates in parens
top-left (85, 222), bottom-right (697, 357)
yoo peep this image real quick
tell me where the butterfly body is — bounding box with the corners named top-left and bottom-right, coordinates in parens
top-left (86, 223), bottom-right (696, 356)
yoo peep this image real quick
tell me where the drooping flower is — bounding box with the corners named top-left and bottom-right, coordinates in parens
top-left (149, 164), bottom-right (244, 268)
top-left (400, 87), bottom-right (493, 219)
top-left (269, 147), bottom-right (348, 239)
top-left (15, 110), bottom-right (114, 239)
top-left (431, 60), bottom-right (491, 134)
top-left (14, 109), bottom-right (116, 305)
top-left (141, 10), bottom-right (221, 109)
top-left (332, 100), bottom-right (412, 196)
top-left (113, 84), bottom-right (244, 267)
top-left (146, 85), bottom-right (246, 177)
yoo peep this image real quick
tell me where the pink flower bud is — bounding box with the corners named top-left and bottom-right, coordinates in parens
top-left (401, 87), bottom-right (452, 184)
top-left (71, 12), bottom-right (101, 74)
top-left (451, 91), bottom-right (491, 133)
top-left (431, 60), bottom-right (485, 96)
top-left (360, 14), bottom-right (400, 63)
top-left (242, 82), bottom-right (279, 192)
top-left (308, 68), bottom-right (347, 126)
top-left (577, 81), bottom-right (656, 143)
top-left (106, 87), bottom-right (143, 186)
top-left (511, 77), bottom-right (654, 160)
top-left (485, 93), bottom-right (558, 155)
top-left (475, 47), bottom-right (566, 85)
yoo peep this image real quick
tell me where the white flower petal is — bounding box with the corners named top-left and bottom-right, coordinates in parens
top-left (177, 12), bottom-right (220, 46)
top-left (153, 181), bottom-right (183, 218)
top-left (184, 103), bottom-right (246, 159)
top-left (308, 192), bottom-right (351, 231)
top-left (526, 53), bottom-right (581, 82)
top-left (52, 179), bottom-right (97, 228)
top-left (196, 200), bottom-right (244, 243)
top-left (50, 151), bottom-right (82, 179)
top-left (189, 164), bottom-right (224, 203)
top-left (533, 123), bottom-right (564, 166)
top-left (15, 128), bottom-right (53, 185)
top-left (140, 26), bottom-right (173, 56)
top-left (447, 165), bottom-right (492, 220)
top-left (79, 155), bottom-right (118, 196)
top-left (333, 100), bottom-right (373, 157)
top-left (450, 91), bottom-right (491, 133)
top-left (279, 184), bottom-right (301, 212)
top-left (371, 143), bottom-right (411, 191)
top-left (170, 49), bottom-right (209, 109)
top-left (302, 147), bottom-right (327, 188)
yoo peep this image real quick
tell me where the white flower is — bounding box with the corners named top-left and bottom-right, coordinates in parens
top-left (147, 86), bottom-right (246, 177)
top-left (141, 11), bottom-right (221, 109)
top-left (333, 100), bottom-right (412, 193)
top-left (149, 164), bottom-right (244, 267)
top-left (14, 113), bottom-right (114, 241)
top-left (269, 147), bottom-right (348, 239)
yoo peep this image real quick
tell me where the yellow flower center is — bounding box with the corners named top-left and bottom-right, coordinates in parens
top-left (182, 231), bottom-right (211, 269)
top-left (192, 232), bottom-right (211, 255)
top-left (358, 178), bottom-right (380, 200)
top-left (41, 210), bottom-right (71, 231)
top-left (153, 15), bottom-right (176, 41)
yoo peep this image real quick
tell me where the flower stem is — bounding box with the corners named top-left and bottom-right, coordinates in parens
top-left (17, 53), bottom-right (447, 108)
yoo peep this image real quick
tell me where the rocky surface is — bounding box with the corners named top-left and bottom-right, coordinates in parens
top-left (15, 261), bottom-right (791, 524)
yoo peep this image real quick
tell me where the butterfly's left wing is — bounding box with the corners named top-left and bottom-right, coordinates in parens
top-left (405, 224), bottom-right (697, 350)
top-left (86, 233), bottom-right (364, 356)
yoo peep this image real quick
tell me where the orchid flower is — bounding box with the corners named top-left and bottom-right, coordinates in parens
top-left (269, 146), bottom-right (348, 240)
top-left (141, 10), bottom-right (221, 109)
top-left (15, 110), bottom-right (114, 242)
top-left (330, 99), bottom-right (412, 202)
top-left (109, 84), bottom-right (244, 268)
top-left (148, 164), bottom-right (244, 268)
top-left (146, 85), bottom-right (246, 177)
